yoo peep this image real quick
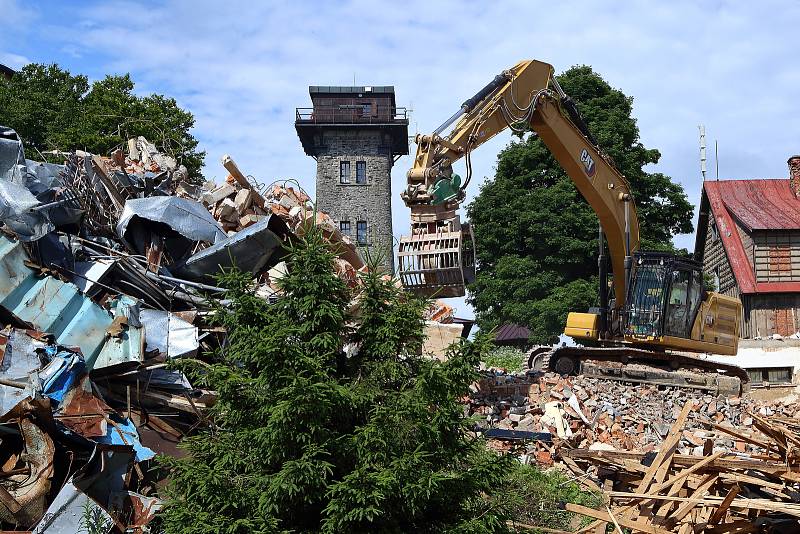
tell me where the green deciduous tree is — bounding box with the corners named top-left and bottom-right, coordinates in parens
top-left (467, 66), bottom-right (693, 343)
top-left (158, 224), bottom-right (515, 533)
top-left (0, 63), bottom-right (204, 178)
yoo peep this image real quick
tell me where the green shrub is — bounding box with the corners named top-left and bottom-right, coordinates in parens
top-left (493, 464), bottom-right (603, 531)
top-left (483, 346), bottom-right (526, 373)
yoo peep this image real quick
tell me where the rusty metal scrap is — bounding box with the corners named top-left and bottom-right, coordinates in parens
top-left (0, 398), bottom-right (55, 528)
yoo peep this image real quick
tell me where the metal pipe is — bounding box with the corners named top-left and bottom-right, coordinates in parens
top-left (28, 195), bottom-right (79, 212)
top-left (433, 107), bottom-right (466, 136)
top-left (623, 198), bottom-right (632, 301)
top-left (143, 271), bottom-right (227, 293)
top-left (433, 72), bottom-right (512, 135)
top-left (597, 224), bottom-right (608, 338)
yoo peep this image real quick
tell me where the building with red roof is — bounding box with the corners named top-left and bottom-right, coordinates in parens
top-left (695, 156), bottom-right (800, 338)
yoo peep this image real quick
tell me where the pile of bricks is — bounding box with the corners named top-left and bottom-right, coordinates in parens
top-left (468, 369), bottom-right (800, 463)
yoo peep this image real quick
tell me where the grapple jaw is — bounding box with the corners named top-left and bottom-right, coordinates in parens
top-left (398, 209), bottom-right (475, 298)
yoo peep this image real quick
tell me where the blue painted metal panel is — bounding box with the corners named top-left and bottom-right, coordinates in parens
top-left (0, 235), bottom-right (144, 371)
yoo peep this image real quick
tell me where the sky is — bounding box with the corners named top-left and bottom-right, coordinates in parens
top-left (2, 0), bottom-right (800, 319)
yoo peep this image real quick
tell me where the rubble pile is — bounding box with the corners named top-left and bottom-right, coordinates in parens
top-left (469, 370), bottom-right (800, 455)
top-left (564, 402), bottom-right (800, 532)
top-left (469, 371), bottom-right (765, 454)
top-left (0, 125), bottom-right (408, 532)
top-left (472, 369), bottom-right (800, 530)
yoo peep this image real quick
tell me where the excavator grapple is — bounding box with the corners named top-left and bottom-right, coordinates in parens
top-left (397, 215), bottom-right (474, 298)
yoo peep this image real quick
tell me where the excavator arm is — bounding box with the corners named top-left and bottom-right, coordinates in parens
top-left (400, 59), bottom-right (743, 389)
top-left (400, 60), bottom-right (640, 307)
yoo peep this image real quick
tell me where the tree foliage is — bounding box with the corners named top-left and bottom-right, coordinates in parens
top-left (0, 63), bottom-right (204, 178)
top-left (158, 224), bottom-right (515, 533)
top-left (467, 65), bottom-right (694, 343)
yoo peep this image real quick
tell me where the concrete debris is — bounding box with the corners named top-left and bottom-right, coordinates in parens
top-left (471, 368), bottom-right (800, 530)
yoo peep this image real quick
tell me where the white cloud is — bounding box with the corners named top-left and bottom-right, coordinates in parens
top-left (0, 0), bottom-right (36, 68)
top-left (0, 51), bottom-right (30, 69)
top-left (0, 0), bottom-right (35, 27)
top-left (10, 0), bottom-right (800, 318)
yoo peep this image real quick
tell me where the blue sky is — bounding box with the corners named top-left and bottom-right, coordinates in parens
top-left (2, 0), bottom-right (800, 318)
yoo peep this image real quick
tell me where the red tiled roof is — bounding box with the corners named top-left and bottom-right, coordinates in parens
top-left (703, 179), bottom-right (800, 294)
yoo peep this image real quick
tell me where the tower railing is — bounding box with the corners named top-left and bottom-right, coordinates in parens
top-left (296, 106), bottom-right (408, 124)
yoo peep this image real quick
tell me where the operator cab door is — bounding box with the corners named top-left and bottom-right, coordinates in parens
top-left (664, 266), bottom-right (703, 340)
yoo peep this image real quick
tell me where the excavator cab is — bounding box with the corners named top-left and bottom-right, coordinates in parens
top-left (622, 253), bottom-right (705, 341)
top-left (397, 213), bottom-right (475, 298)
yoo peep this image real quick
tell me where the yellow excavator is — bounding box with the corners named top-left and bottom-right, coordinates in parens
top-left (399, 60), bottom-right (748, 395)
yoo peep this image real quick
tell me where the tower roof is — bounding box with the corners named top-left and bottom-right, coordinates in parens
top-left (309, 85), bottom-right (395, 94)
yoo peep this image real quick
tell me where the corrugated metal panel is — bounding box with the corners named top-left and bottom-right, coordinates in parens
top-left (706, 179), bottom-right (800, 231)
top-left (0, 235), bottom-right (144, 371)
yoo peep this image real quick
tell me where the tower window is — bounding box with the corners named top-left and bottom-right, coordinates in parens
top-left (356, 220), bottom-right (368, 245)
top-left (340, 220), bottom-right (351, 236)
top-left (355, 161), bottom-right (367, 184)
top-left (340, 161), bottom-right (350, 183)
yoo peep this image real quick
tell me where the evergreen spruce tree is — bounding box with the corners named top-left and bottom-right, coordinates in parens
top-left (158, 223), bottom-right (514, 533)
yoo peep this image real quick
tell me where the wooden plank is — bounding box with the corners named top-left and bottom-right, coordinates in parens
top-left (648, 451), bottom-right (725, 495)
top-left (91, 155), bottom-right (126, 211)
top-left (0, 484), bottom-right (21, 514)
top-left (221, 154), bottom-right (266, 208)
top-left (607, 491), bottom-right (800, 515)
top-left (708, 484), bottom-right (739, 525)
top-left (566, 503), bottom-right (673, 534)
top-left (606, 506), bottom-right (623, 534)
top-left (562, 456), bottom-right (603, 493)
top-left (564, 448), bottom-right (800, 475)
top-left (719, 472), bottom-right (786, 491)
top-left (704, 520), bottom-right (762, 533)
top-left (636, 401), bottom-right (693, 493)
top-left (753, 412), bottom-right (800, 449)
top-left (664, 474), bottom-right (717, 529)
top-left (652, 470), bottom-right (691, 524)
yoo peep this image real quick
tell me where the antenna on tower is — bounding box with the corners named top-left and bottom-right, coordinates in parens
top-left (699, 125), bottom-right (707, 181)
top-left (715, 139), bottom-right (720, 181)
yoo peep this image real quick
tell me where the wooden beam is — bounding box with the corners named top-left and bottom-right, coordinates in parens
top-left (708, 484), bottom-right (739, 525)
top-left (562, 456), bottom-right (603, 493)
top-left (636, 401), bottom-right (693, 493)
top-left (710, 422), bottom-right (776, 452)
top-left (566, 503), bottom-right (673, 534)
top-left (564, 448), bottom-right (800, 476)
top-left (648, 451), bottom-right (725, 495)
top-left (664, 473), bottom-right (717, 529)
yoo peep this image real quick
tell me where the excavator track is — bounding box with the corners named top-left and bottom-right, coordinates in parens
top-left (527, 346), bottom-right (748, 397)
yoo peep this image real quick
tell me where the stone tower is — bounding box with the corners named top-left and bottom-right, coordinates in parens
top-left (295, 85), bottom-right (409, 272)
